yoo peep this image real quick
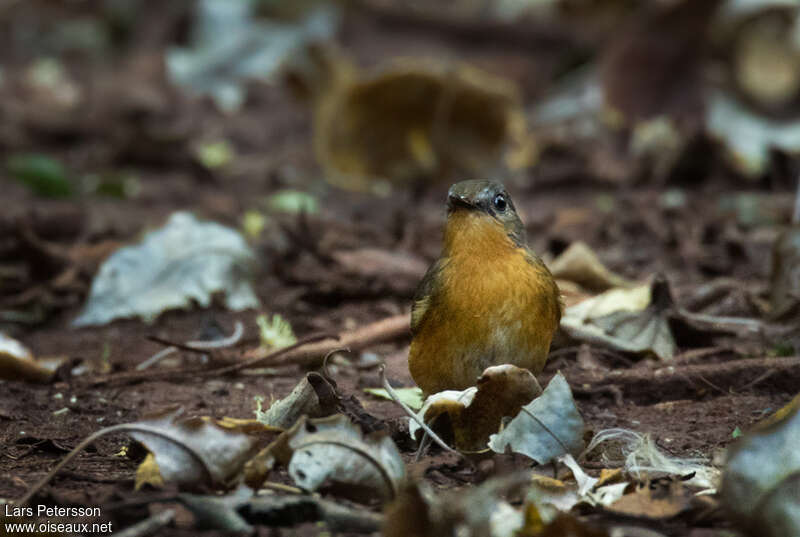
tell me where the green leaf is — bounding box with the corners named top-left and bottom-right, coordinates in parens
top-left (265, 190), bottom-right (318, 214)
top-left (732, 426), bottom-right (742, 439)
top-left (256, 314), bottom-right (297, 349)
top-left (195, 141), bottom-right (234, 169)
top-left (7, 154), bottom-right (73, 198)
top-left (364, 387), bottom-right (424, 411)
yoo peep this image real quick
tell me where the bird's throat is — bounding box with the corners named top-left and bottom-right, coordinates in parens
top-left (443, 210), bottom-right (515, 259)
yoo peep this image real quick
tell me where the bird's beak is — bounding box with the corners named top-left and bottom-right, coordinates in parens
top-left (447, 192), bottom-right (474, 211)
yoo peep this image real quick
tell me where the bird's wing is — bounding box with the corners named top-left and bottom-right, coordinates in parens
top-left (410, 258), bottom-right (446, 335)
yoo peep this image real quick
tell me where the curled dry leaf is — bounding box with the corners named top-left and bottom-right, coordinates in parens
top-left (722, 393), bottom-right (800, 537)
top-left (297, 45), bottom-right (527, 190)
top-left (488, 372), bottom-right (584, 464)
top-left (246, 414), bottom-right (405, 502)
top-left (560, 277), bottom-right (678, 360)
top-left (0, 332), bottom-right (65, 383)
top-left (255, 372), bottom-right (338, 428)
top-left (548, 241), bottom-right (636, 293)
top-left (409, 364), bottom-right (542, 452)
top-left (130, 408), bottom-right (280, 490)
top-left (73, 212), bottom-right (259, 326)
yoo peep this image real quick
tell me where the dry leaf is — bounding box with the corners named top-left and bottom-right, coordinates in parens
top-left (74, 212), bottom-right (259, 326)
top-left (255, 372), bottom-right (334, 428)
top-left (409, 364), bottom-right (542, 452)
top-left (488, 372), bottom-right (585, 464)
top-left (560, 277), bottom-right (678, 360)
top-left (302, 47), bottom-right (526, 190)
top-left (130, 408), bottom-right (279, 490)
top-left (605, 480), bottom-right (690, 519)
top-left (246, 414), bottom-right (405, 501)
top-left (0, 332), bottom-right (65, 383)
top-left (707, 88), bottom-right (800, 176)
top-left (548, 241), bottom-right (636, 292)
top-left (19, 407), bottom-right (281, 504)
top-left (526, 454), bottom-right (628, 523)
top-left (383, 476), bottom-right (529, 537)
top-left (722, 393), bottom-right (800, 537)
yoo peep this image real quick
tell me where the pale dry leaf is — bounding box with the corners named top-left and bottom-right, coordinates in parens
top-left (247, 414), bottom-right (405, 501)
top-left (560, 278), bottom-right (678, 360)
top-left (0, 332), bottom-right (64, 383)
top-left (255, 372), bottom-right (338, 428)
top-left (488, 372), bottom-right (584, 464)
top-left (74, 212), bottom-right (259, 326)
top-left (285, 414), bottom-right (405, 500)
top-left (707, 89), bottom-right (800, 176)
top-left (548, 241), bottom-right (636, 292)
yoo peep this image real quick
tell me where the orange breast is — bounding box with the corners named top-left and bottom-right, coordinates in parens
top-left (408, 211), bottom-right (560, 394)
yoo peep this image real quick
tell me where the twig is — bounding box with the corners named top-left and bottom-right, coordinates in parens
top-left (86, 333), bottom-right (334, 387)
top-left (241, 314), bottom-right (410, 368)
top-left (378, 365), bottom-right (461, 457)
top-left (565, 356), bottom-right (800, 403)
top-left (145, 337), bottom-right (208, 356)
top-left (141, 322), bottom-right (244, 369)
top-left (136, 347), bottom-right (178, 371)
top-left (18, 423), bottom-right (140, 506)
top-left (113, 509), bottom-right (175, 537)
top-left (679, 309), bottom-right (763, 332)
top-left (186, 322), bottom-right (245, 349)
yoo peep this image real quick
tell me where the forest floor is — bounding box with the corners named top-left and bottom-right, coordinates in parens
top-left (1, 2), bottom-right (798, 536)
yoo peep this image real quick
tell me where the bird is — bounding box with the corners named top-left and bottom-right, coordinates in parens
top-left (408, 179), bottom-right (561, 395)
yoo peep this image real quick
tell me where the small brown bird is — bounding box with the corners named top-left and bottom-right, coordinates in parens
top-left (408, 180), bottom-right (561, 395)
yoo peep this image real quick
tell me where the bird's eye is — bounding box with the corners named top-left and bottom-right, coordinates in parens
top-left (493, 193), bottom-right (507, 212)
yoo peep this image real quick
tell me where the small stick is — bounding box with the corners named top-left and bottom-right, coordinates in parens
top-left (241, 314), bottom-right (410, 368)
top-left (141, 322), bottom-right (245, 369)
top-left (86, 333), bottom-right (334, 386)
top-left (378, 365), bottom-right (461, 457)
top-left (18, 423), bottom-right (137, 506)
